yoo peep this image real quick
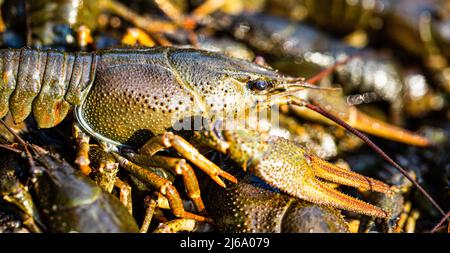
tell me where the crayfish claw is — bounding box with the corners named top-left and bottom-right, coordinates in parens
top-left (211, 170), bottom-right (238, 188)
top-left (308, 155), bottom-right (393, 195)
top-left (232, 135), bottom-right (390, 218)
top-left (298, 178), bottom-right (389, 218)
top-left (348, 107), bottom-right (431, 147)
top-left (211, 176), bottom-right (227, 188)
top-left (218, 170), bottom-right (238, 184)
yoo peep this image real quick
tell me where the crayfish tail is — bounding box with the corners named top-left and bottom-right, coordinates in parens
top-left (0, 48), bottom-right (96, 128)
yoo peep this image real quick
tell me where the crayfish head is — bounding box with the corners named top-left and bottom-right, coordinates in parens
top-left (167, 48), bottom-right (309, 119)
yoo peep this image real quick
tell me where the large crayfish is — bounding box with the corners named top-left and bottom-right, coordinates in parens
top-left (0, 46), bottom-right (440, 223)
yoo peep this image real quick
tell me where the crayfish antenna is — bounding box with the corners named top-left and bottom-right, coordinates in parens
top-left (290, 98), bottom-right (448, 221)
top-left (431, 210), bottom-right (450, 233)
top-left (0, 119), bottom-right (37, 170)
top-left (0, 143), bottom-right (22, 154)
top-left (305, 54), bottom-right (360, 85)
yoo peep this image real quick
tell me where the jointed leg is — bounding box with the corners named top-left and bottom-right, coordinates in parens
top-left (139, 132), bottom-right (237, 188)
top-left (73, 123), bottom-right (92, 175)
top-left (126, 153), bottom-right (206, 214)
top-left (114, 177), bottom-right (133, 215)
top-left (154, 0), bottom-right (187, 28)
top-left (99, 0), bottom-right (177, 41)
top-left (191, 0), bottom-right (226, 21)
top-left (154, 0), bottom-right (225, 29)
top-left (140, 192), bottom-right (201, 233)
top-left (112, 153), bottom-right (211, 222)
top-left (154, 0), bottom-right (226, 47)
top-left (140, 195), bottom-right (157, 233)
top-left (153, 218), bottom-right (198, 233)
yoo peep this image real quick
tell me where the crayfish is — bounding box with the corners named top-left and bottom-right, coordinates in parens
top-left (0, 45), bottom-right (446, 227)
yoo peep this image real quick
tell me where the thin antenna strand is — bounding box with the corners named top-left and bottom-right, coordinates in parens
top-left (431, 210), bottom-right (450, 233)
top-left (306, 54), bottom-right (359, 84)
top-left (0, 119), bottom-right (36, 168)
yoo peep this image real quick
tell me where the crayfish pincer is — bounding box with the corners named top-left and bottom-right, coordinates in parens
top-left (0, 46), bottom-right (444, 223)
top-left (199, 126), bottom-right (392, 218)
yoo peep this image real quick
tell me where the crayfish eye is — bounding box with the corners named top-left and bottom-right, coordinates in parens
top-left (248, 80), bottom-right (270, 91)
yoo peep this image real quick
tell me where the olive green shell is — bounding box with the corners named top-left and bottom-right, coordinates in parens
top-left (77, 47), bottom-right (283, 147)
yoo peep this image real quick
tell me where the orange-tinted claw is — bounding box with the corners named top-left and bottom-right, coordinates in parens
top-left (348, 107), bottom-right (431, 147)
top-left (218, 170), bottom-right (238, 184)
top-left (211, 176), bottom-right (226, 188)
top-left (299, 178), bottom-right (389, 218)
top-left (309, 155), bottom-right (392, 195)
top-left (243, 135), bottom-right (388, 218)
top-left (210, 170), bottom-right (238, 188)
top-left (290, 104), bottom-right (431, 147)
top-left (291, 88), bottom-right (431, 147)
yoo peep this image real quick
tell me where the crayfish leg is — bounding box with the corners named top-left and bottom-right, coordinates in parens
top-left (140, 196), bottom-right (158, 233)
top-left (99, 0), bottom-right (178, 38)
top-left (308, 155), bottom-right (393, 195)
top-left (114, 177), bottom-right (133, 215)
top-left (112, 153), bottom-right (211, 223)
top-left (154, 0), bottom-right (226, 47)
top-left (139, 132), bottom-right (237, 188)
top-left (156, 0), bottom-right (224, 29)
top-left (73, 123), bottom-right (92, 175)
top-left (125, 153), bottom-right (207, 215)
top-left (141, 193), bottom-right (173, 233)
top-left (153, 218), bottom-right (198, 233)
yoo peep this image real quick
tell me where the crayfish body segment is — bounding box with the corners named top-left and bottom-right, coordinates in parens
top-left (0, 48), bottom-right (95, 128)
